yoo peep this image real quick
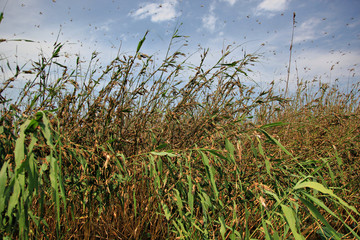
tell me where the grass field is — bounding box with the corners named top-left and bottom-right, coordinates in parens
top-left (0, 28), bottom-right (359, 239)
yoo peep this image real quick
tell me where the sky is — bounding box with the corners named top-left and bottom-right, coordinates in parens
top-left (1, 0), bottom-right (359, 94)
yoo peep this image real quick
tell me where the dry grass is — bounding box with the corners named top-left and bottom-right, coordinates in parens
top-left (0, 29), bottom-right (359, 239)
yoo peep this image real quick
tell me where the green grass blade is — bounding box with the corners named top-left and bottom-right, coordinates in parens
top-left (173, 188), bottom-right (183, 218)
top-left (136, 30), bottom-right (149, 53)
top-left (133, 190), bottom-right (137, 217)
top-left (150, 151), bottom-right (178, 157)
top-left (0, 162), bottom-right (8, 199)
top-left (280, 204), bottom-right (305, 240)
top-left (257, 128), bottom-right (293, 157)
top-left (219, 216), bottom-right (226, 240)
top-left (262, 212), bottom-right (272, 240)
top-left (187, 175), bottom-right (194, 216)
top-left (225, 139), bottom-right (235, 163)
top-left (294, 181), bottom-right (359, 214)
top-left (303, 192), bottom-right (360, 239)
top-left (199, 151), bottom-right (219, 199)
top-left (161, 202), bottom-right (171, 221)
top-left (298, 196), bottom-right (341, 240)
top-left (260, 122), bottom-right (288, 129)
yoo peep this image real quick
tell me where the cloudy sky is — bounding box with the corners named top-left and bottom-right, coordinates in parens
top-left (1, 0), bottom-right (359, 92)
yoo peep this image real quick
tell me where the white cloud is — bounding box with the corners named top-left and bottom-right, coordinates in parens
top-left (346, 19), bottom-right (360, 28)
top-left (97, 19), bottom-right (115, 32)
top-left (293, 18), bottom-right (321, 43)
top-left (202, 13), bottom-right (217, 32)
top-left (221, 0), bottom-right (237, 6)
top-left (131, 0), bottom-right (180, 22)
top-left (0, 1), bottom-right (44, 37)
top-left (294, 49), bottom-right (360, 85)
top-left (247, 48), bottom-right (360, 93)
top-left (257, 0), bottom-right (289, 12)
top-left (201, 2), bottom-right (218, 33)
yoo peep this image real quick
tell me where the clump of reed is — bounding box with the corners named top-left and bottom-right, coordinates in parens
top-left (0, 28), bottom-right (359, 239)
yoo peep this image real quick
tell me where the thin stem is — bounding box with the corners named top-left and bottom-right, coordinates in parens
top-left (285, 12), bottom-right (296, 97)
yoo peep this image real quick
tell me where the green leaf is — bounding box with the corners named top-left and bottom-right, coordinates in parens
top-left (155, 143), bottom-right (168, 150)
top-left (262, 213), bottom-right (272, 240)
top-left (199, 151), bottom-right (219, 199)
top-left (219, 216), bottom-right (226, 240)
top-left (52, 43), bottom-right (63, 58)
top-left (133, 190), bottom-right (137, 217)
top-left (161, 202), bottom-right (171, 220)
top-left (200, 191), bottom-right (212, 209)
top-left (265, 158), bottom-right (271, 176)
top-left (257, 128), bottom-right (293, 157)
top-left (257, 138), bottom-right (265, 157)
top-left (221, 61), bottom-right (238, 67)
top-left (150, 151), bottom-right (178, 157)
top-left (322, 158), bottom-right (335, 184)
top-left (173, 189), bottom-right (183, 217)
top-left (136, 30), bottom-right (149, 53)
top-left (199, 150), bottom-right (210, 166)
top-left (187, 176), bottom-right (194, 215)
top-left (209, 166), bottom-right (219, 199)
top-left (225, 139), bottom-right (235, 163)
top-left (317, 226), bottom-right (344, 240)
top-left (25, 118), bottom-right (39, 133)
top-left (0, 162), bottom-right (9, 213)
top-left (281, 204), bottom-right (305, 240)
top-left (260, 122), bottom-right (288, 129)
top-left (15, 119), bottom-right (30, 166)
top-left (200, 148), bottom-right (228, 162)
top-left (54, 61), bottom-right (67, 68)
top-left (294, 180), bottom-right (359, 214)
top-left (303, 192), bottom-right (360, 239)
top-left (0, 162), bottom-right (8, 195)
top-left (172, 220), bottom-right (184, 239)
top-left (298, 196), bottom-right (341, 240)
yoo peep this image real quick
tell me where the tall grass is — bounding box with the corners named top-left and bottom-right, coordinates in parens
top-left (0, 26), bottom-right (359, 239)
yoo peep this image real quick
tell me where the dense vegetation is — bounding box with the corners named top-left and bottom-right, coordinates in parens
top-left (0, 27), bottom-right (359, 239)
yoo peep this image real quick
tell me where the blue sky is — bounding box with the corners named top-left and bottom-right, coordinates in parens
top-left (1, 0), bottom-right (359, 92)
